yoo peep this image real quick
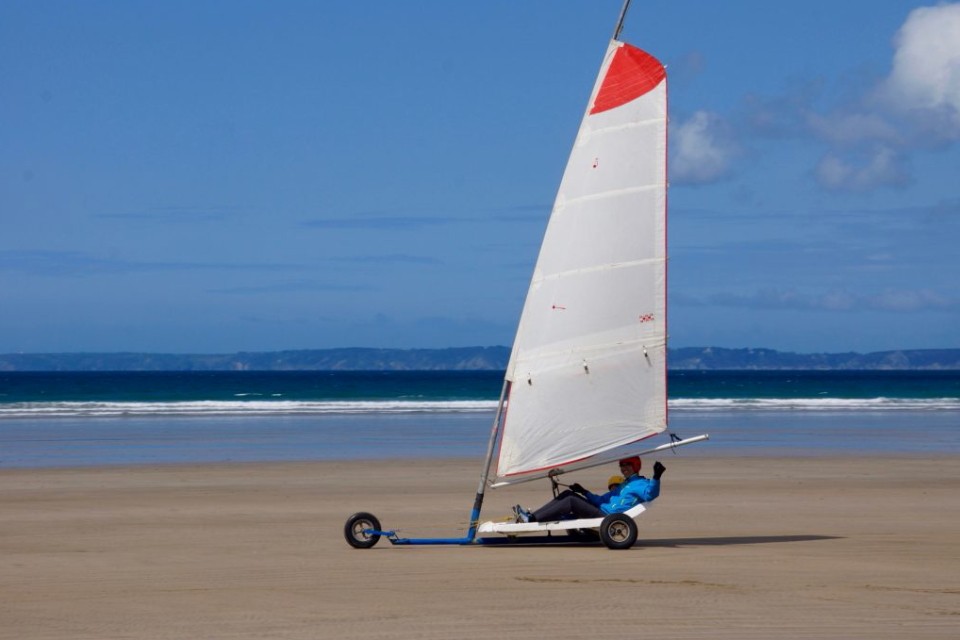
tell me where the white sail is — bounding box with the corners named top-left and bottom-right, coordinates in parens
top-left (495, 41), bottom-right (668, 483)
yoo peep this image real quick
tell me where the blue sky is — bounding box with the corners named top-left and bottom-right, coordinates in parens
top-left (2, 0), bottom-right (958, 354)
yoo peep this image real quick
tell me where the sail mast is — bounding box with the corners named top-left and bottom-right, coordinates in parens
top-left (464, 380), bottom-right (510, 539)
top-left (612, 0), bottom-right (632, 41)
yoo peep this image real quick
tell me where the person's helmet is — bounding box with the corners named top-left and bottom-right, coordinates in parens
top-left (607, 475), bottom-right (624, 489)
top-left (619, 456), bottom-right (642, 474)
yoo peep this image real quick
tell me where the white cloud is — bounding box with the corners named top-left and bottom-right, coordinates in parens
top-left (875, 2), bottom-right (960, 127)
top-left (813, 3), bottom-right (960, 190)
top-left (737, 3), bottom-right (960, 192)
top-left (815, 145), bottom-right (911, 192)
top-left (670, 111), bottom-right (737, 185)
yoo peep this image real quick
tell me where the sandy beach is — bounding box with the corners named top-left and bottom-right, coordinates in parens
top-left (2, 455), bottom-right (958, 639)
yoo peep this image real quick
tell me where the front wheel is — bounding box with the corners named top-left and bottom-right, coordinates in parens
top-left (599, 513), bottom-right (638, 550)
top-left (344, 512), bottom-right (382, 549)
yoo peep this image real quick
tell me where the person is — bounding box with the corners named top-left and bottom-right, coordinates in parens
top-left (607, 475), bottom-right (625, 491)
top-left (514, 457), bottom-right (665, 523)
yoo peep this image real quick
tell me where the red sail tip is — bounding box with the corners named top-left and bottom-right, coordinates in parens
top-left (590, 43), bottom-right (665, 115)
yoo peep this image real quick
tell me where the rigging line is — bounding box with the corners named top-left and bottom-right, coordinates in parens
top-left (669, 432), bottom-right (684, 455)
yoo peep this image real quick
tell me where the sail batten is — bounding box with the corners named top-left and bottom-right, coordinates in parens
top-left (493, 40), bottom-right (667, 483)
top-left (505, 335), bottom-right (667, 364)
top-left (582, 115), bottom-right (667, 134)
top-left (530, 256), bottom-right (665, 283)
top-left (555, 184), bottom-right (661, 207)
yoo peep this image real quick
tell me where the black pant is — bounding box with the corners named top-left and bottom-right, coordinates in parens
top-left (532, 489), bottom-right (604, 522)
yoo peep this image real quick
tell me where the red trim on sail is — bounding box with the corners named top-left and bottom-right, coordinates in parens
top-left (590, 44), bottom-right (665, 115)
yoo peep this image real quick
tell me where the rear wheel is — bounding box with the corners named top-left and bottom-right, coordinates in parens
top-left (344, 512), bottom-right (382, 549)
top-left (599, 513), bottom-right (637, 550)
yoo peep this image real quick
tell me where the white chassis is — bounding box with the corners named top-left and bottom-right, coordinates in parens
top-left (478, 503), bottom-right (646, 538)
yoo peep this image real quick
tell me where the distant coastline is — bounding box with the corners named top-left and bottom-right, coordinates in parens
top-left (1, 346), bottom-right (958, 371)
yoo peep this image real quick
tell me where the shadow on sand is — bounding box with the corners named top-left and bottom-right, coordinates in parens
top-left (641, 534), bottom-right (841, 548)
top-left (475, 534), bottom-right (840, 548)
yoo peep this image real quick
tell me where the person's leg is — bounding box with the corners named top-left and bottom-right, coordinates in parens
top-left (523, 489), bottom-right (576, 517)
top-left (531, 494), bottom-right (603, 522)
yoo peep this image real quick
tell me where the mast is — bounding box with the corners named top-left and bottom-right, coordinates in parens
top-left (612, 0), bottom-right (632, 41)
top-left (465, 380), bottom-right (510, 539)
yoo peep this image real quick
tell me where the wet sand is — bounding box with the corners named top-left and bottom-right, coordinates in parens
top-left (1, 456), bottom-right (958, 639)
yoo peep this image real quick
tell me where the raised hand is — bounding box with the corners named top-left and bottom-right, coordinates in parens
top-left (653, 461), bottom-right (666, 480)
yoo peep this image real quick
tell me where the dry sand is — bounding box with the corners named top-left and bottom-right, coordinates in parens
top-left (2, 456), bottom-right (958, 639)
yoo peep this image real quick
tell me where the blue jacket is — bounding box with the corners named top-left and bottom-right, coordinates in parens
top-left (584, 474), bottom-right (660, 515)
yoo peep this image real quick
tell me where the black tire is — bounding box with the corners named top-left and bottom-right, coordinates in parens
top-left (599, 513), bottom-right (638, 550)
top-left (344, 512), bottom-right (382, 549)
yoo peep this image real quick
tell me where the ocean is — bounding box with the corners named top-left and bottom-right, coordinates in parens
top-left (1, 370), bottom-right (958, 467)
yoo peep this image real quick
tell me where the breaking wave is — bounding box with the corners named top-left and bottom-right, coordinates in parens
top-left (2, 396), bottom-right (958, 419)
top-left (670, 397), bottom-right (960, 412)
top-left (0, 400), bottom-right (500, 419)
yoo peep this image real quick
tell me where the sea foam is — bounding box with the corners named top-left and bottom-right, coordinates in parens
top-left (2, 396), bottom-right (958, 419)
top-left (670, 397), bottom-right (960, 412)
top-left (0, 400), bottom-right (500, 418)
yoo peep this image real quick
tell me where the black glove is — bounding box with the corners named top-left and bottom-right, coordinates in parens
top-left (653, 461), bottom-right (665, 480)
top-left (570, 483), bottom-right (586, 495)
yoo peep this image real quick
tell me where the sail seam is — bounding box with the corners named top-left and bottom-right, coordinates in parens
top-left (557, 184), bottom-right (661, 209)
top-left (532, 256), bottom-right (665, 283)
top-left (512, 337), bottom-right (667, 366)
top-left (583, 116), bottom-right (664, 137)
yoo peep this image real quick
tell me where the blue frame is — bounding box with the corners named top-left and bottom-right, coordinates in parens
top-left (364, 504), bottom-right (483, 545)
